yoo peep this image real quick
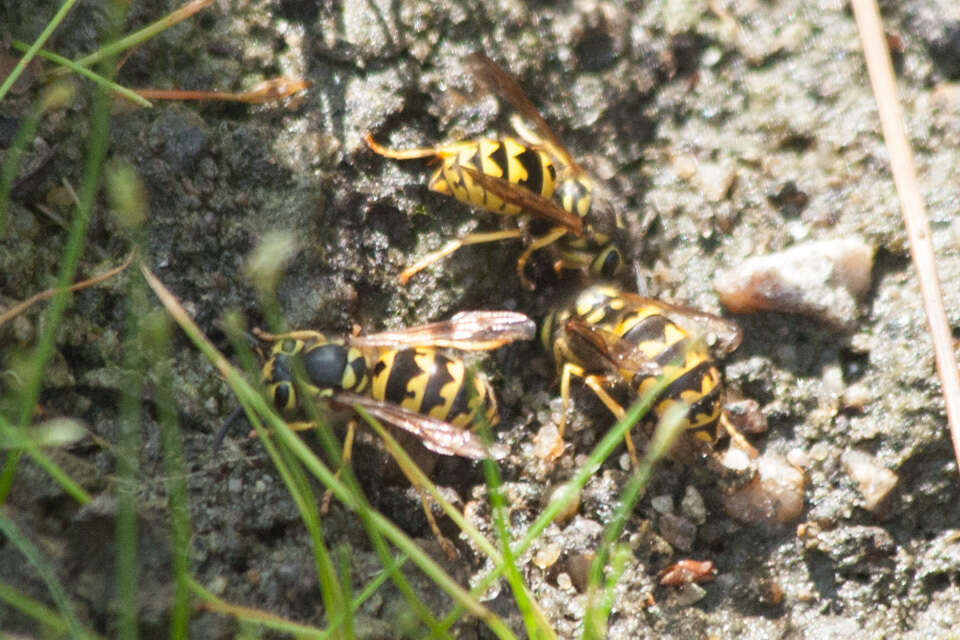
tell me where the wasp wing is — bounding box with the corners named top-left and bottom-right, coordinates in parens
top-left (350, 311), bottom-right (536, 351)
top-left (564, 317), bottom-right (665, 379)
top-left (613, 292), bottom-right (743, 357)
top-left (334, 391), bottom-right (508, 460)
top-left (465, 51), bottom-right (584, 174)
top-left (459, 166), bottom-right (584, 235)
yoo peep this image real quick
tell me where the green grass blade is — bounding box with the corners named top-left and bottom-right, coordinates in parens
top-left (55, 0), bottom-right (214, 75)
top-left (0, 580), bottom-right (103, 639)
top-left (0, 105), bottom-right (41, 239)
top-left (581, 402), bottom-right (688, 639)
top-left (219, 326), bottom-right (348, 637)
top-left (356, 408), bottom-right (501, 560)
top-left (0, 12), bottom-right (117, 504)
top-left (485, 455), bottom-right (549, 640)
top-left (116, 261), bottom-right (146, 640)
top-left (0, 413), bottom-right (91, 504)
top-left (143, 310), bottom-right (192, 639)
top-left (142, 265), bottom-right (515, 638)
top-left (187, 577), bottom-right (326, 639)
top-left (241, 406), bottom-right (348, 637)
top-left (433, 374), bottom-right (673, 637)
top-left (335, 545), bottom-right (356, 640)
top-left (0, 0), bottom-right (81, 101)
top-left (0, 511), bottom-right (88, 638)
top-left (9, 40), bottom-right (152, 107)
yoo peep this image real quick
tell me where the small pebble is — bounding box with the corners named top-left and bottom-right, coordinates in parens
top-left (651, 494), bottom-right (675, 515)
top-left (720, 446), bottom-right (753, 473)
top-left (533, 423), bottom-right (564, 461)
top-left (722, 454), bottom-right (806, 525)
top-left (208, 575), bottom-right (228, 596)
top-left (670, 582), bottom-right (707, 606)
top-left (534, 542), bottom-right (563, 569)
top-left (658, 513), bottom-right (697, 552)
top-left (715, 236), bottom-right (875, 330)
top-left (658, 559), bottom-right (717, 586)
top-left (566, 552), bottom-right (595, 593)
top-left (680, 486), bottom-right (707, 525)
top-left (841, 450), bottom-right (899, 513)
top-left (842, 383), bottom-right (873, 411)
top-left (809, 442), bottom-right (831, 462)
top-left (556, 572), bottom-right (574, 592)
top-left (544, 483), bottom-right (581, 524)
top-left (786, 448), bottom-right (810, 469)
top-left (695, 161), bottom-right (738, 202)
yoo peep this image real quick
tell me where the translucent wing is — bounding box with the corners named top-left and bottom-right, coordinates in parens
top-left (334, 391), bottom-right (508, 459)
top-left (614, 292), bottom-right (743, 357)
top-left (564, 317), bottom-right (664, 379)
top-left (465, 51), bottom-right (584, 174)
top-left (459, 166), bottom-right (584, 235)
top-left (350, 311), bottom-right (536, 351)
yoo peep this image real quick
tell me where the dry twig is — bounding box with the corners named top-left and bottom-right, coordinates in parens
top-left (851, 0), bottom-right (960, 474)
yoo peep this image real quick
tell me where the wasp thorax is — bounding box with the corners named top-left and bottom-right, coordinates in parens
top-left (264, 333), bottom-right (370, 415)
top-left (556, 177), bottom-right (593, 218)
top-left (574, 284), bottom-right (621, 318)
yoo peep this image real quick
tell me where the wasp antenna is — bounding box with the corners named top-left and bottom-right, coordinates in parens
top-left (213, 407), bottom-right (248, 452)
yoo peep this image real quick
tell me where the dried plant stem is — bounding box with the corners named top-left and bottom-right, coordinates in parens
top-left (851, 0), bottom-right (960, 473)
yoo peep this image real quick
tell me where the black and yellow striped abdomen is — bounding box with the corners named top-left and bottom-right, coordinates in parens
top-left (370, 348), bottom-right (499, 429)
top-left (564, 285), bottom-right (725, 442)
top-left (608, 309), bottom-right (723, 441)
top-left (429, 137), bottom-right (558, 216)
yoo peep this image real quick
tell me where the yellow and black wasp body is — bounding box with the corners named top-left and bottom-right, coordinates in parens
top-left (541, 284), bottom-right (744, 462)
top-left (255, 311), bottom-right (535, 459)
top-left (364, 51), bottom-right (623, 288)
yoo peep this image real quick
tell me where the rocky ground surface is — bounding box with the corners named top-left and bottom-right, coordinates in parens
top-left (2, 0), bottom-right (960, 637)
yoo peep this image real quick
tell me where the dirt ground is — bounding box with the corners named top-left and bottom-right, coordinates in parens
top-left (2, 0), bottom-right (960, 638)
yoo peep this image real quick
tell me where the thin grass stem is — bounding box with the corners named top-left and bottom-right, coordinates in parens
top-left (0, 0), bottom-right (81, 101)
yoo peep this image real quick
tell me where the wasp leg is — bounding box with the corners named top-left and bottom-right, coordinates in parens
top-left (580, 376), bottom-right (640, 469)
top-left (419, 490), bottom-right (459, 561)
top-left (251, 327), bottom-right (329, 343)
top-left (246, 419), bottom-right (316, 439)
top-left (398, 229), bottom-right (524, 284)
top-left (321, 420), bottom-right (356, 515)
top-left (515, 226), bottom-right (568, 290)
top-left (364, 134), bottom-right (478, 162)
top-left (363, 133), bottom-right (447, 160)
top-left (559, 363), bottom-right (639, 467)
top-left (719, 412), bottom-right (759, 458)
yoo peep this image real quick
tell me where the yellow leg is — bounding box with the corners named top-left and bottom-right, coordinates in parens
top-left (515, 226), bottom-right (568, 290)
top-left (419, 490), bottom-right (458, 561)
top-left (581, 375), bottom-right (639, 468)
top-left (559, 363), bottom-right (638, 467)
top-left (364, 133), bottom-right (443, 160)
top-left (321, 420), bottom-right (356, 515)
top-left (251, 328), bottom-right (330, 342)
top-left (398, 229), bottom-right (524, 284)
top-left (246, 418), bottom-right (316, 440)
top-left (719, 412), bottom-right (758, 458)
top-left (364, 133), bottom-right (475, 161)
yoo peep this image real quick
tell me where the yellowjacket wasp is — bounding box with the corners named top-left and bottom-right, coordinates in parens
top-left (365, 51), bottom-right (623, 289)
top-left (541, 284), bottom-right (753, 464)
top-left (243, 310), bottom-right (535, 460)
